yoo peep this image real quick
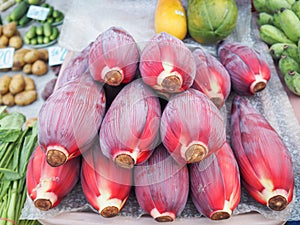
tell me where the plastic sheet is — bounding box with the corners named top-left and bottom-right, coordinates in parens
top-left (21, 0), bottom-right (300, 222)
top-left (58, 0), bottom-right (158, 51)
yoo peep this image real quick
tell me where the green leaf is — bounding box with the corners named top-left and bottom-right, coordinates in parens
top-left (0, 168), bottom-right (22, 181)
top-left (0, 181), bottom-right (11, 199)
top-left (19, 127), bottom-right (38, 176)
top-left (0, 141), bottom-right (15, 173)
top-left (0, 130), bottom-right (22, 143)
top-left (11, 129), bottom-right (30, 172)
top-left (0, 142), bottom-right (10, 158)
top-left (0, 112), bottom-right (25, 131)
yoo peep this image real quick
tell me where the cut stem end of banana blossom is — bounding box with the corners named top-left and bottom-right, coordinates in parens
top-left (114, 152), bottom-right (137, 169)
top-left (185, 143), bottom-right (208, 163)
top-left (34, 199), bottom-right (53, 211)
top-left (100, 206), bottom-right (120, 218)
top-left (34, 192), bottom-right (58, 211)
top-left (104, 69), bottom-right (124, 86)
top-left (151, 209), bottom-right (176, 222)
top-left (157, 71), bottom-right (183, 93)
top-left (262, 187), bottom-right (291, 211)
top-left (210, 210), bottom-right (232, 220)
top-left (268, 195), bottom-right (288, 211)
top-left (97, 197), bottom-right (124, 218)
top-left (46, 146), bottom-right (69, 167)
top-left (250, 78), bottom-right (267, 94)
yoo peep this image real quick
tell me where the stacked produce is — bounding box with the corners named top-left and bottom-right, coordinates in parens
top-left (13, 48), bottom-right (48, 75)
top-left (0, 22), bottom-right (22, 49)
top-left (89, 27), bottom-right (139, 86)
top-left (24, 22), bottom-right (59, 46)
top-left (160, 88), bottom-right (226, 165)
top-left (6, 1), bottom-right (31, 26)
top-left (24, 7), bottom-right (296, 221)
top-left (0, 107), bottom-right (40, 225)
top-left (5, 1), bottom-right (63, 26)
top-left (34, 3), bottom-right (64, 25)
top-left (254, 0), bottom-right (300, 95)
top-left (0, 74), bottom-right (37, 106)
top-left (99, 79), bottom-right (161, 169)
top-left (56, 42), bottom-right (92, 89)
top-left (3, 0), bottom-right (47, 25)
top-left (2, 1), bottom-right (64, 48)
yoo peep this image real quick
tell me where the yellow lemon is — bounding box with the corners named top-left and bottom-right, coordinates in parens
top-left (155, 0), bottom-right (187, 40)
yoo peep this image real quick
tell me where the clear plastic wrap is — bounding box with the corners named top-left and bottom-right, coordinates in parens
top-left (21, 0), bottom-right (300, 222)
top-left (58, 0), bottom-right (158, 52)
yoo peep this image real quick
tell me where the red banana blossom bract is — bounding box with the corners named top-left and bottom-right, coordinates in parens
top-left (192, 47), bottom-right (231, 109)
top-left (160, 88), bottom-right (226, 165)
top-left (89, 26), bottom-right (140, 86)
top-left (190, 142), bottom-right (241, 220)
top-left (134, 144), bottom-right (189, 222)
top-left (99, 79), bottom-right (161, 169)
top-left (218, 42), bottom-right (271, 96)
top-left (139, 32), bottom-right (196, 93)
top-left (38, 74), bottom-right (106, 167)
top-left (81, 140), bottom-right (132, 218)
top-left (230, 96), bottom-right (294, 211)
top-left (26, 145), bottom-right (80, 211)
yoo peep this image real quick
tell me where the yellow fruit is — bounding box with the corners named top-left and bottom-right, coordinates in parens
top-left (154, 0), bottom-right (187, 40)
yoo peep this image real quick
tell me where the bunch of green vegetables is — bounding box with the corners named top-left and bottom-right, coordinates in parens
top-left (254, 0), bottom-right (300, 96)
top-left (35, 3), bottom-right (64, 25)
top-left (0, 107), bottom-right (40, 225)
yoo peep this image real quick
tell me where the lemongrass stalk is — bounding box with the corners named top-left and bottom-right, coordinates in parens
top-left (0, 181), bottom-right (11, 200)
top-left (0, 143), bottom-right (10, 162)
top-left (10, 131), bottom-right (28, 174)
top-left (0, 143), bottom-right (17, 180)
top-left (0, 191), bottom-right (10, 225)
top-left (15, 179), bottom-right (26, 222)
top-left (19, 219), bottom-right (41, 225)
top-left (7, 180), bottom-right (17, 223)
top-left (16, 129), bottom-right (38, 222)
top-left (0, 144), bottom-right (14, 171)
top-left (0, 200), bottom-right (6, 225)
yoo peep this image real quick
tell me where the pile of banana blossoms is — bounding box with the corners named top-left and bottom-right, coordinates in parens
top-left (29, 25), bottom-right (296, 222)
